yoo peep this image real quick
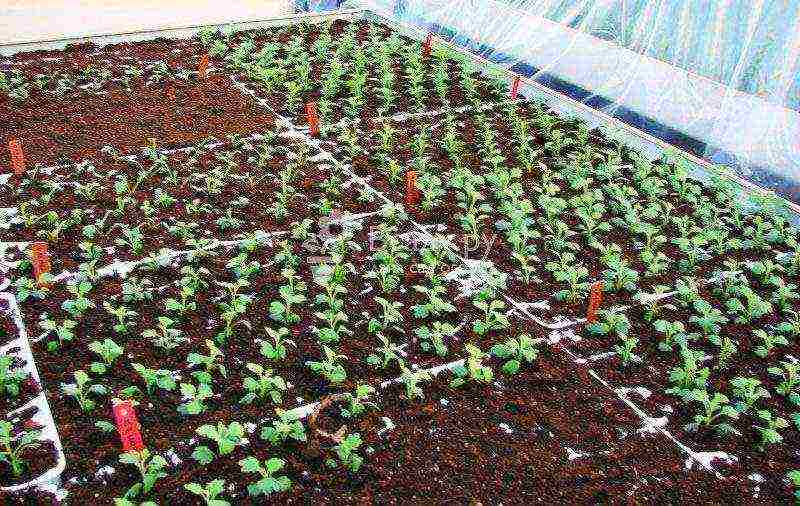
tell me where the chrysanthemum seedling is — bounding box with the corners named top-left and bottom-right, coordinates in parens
top-left (666, 348), bottom-right (709, 399)
top-left (369, 297), bottom-right (403, 334)
top-left (754, 409), bottom-right (789, 450)
top-left (328, 433), bottom-right (365, 472)
top-left (184, 479), bottom-right (230, 506)
top-left (269, 269), bottom-right (307, 325)
top-left (39, 315), bottom-right (77, 352)
top-left (239, 456), bottom-right (291, 497)
top-left (416, 321), bottom-right (456, 358)
top-left (62, 370), bottom-right (108, 413)
top-left (451, 344), bottom-right (493, 388)
top-left (89, 338), bottom-right (123, 374)
top-left (399, 366), bottom-right (431, 400)
top-left (653, 320), bottom-right (687, 352)
top-left (306, 346), bottom-right (347, 384)
top-left (117, 449), bottom-right (168, 502)
top-left (178, 381), bottom-right (213, 416)
top-left (0, 355), bottom-right (26, 398)
top-left (411, 285), bottom-right (455, 319)
top-left (103, 302), bottom-right (138, 334)
top-left (143, 317), bottom-right (186, 352)
top-left (471, 293), bottom-right (510, 336)
top-left (685, 389), bottom-right (739, 436)
top-left (0, 421), bottom-right (41, 477)
top-left (768, 359), bottom-right (799, 396)
top-left (366, 333), bottom-right (405, 370)
top-left (259, 327), bottom-right (295, 361)
top-left (730, 376), bottom-right (770, 413)
top-left (240, 363), bottom-right (286, 405)
top-left (62, 280), bottom-right (95, 318)
top-left (341, 384), bottom-right (377, 419)
top-left (131, 363), bottom-right (176, 395)
top-left (193, 422), bottom-right (245, 464)
top-left (260, 410), bottom-right (306, 446)
top-left (751, 329), bottom-right (788, 358)
top-left (491, 333), bottom-right (539, 375)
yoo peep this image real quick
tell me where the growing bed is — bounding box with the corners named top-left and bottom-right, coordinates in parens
top-left (0, 8), bottom-right (799, 504)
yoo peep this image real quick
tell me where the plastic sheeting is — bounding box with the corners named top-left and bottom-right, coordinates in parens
top-left (330, 0), bottom-right (800, 200)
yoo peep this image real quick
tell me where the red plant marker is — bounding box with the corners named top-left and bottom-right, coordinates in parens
top-left (586, 281), bottom-right (604, 323)
top-left (198, 54), bottom-right (209, 80)
top-left (8, 138), bottom-right (25, 175)
top-left (423, 33), bottom-right (433, 57)
top-left (31, 242), bottom-right (50, 287)
top-left (405, 170), bottom-right (420, 206)
top-left (511, 75), bottom-right (521, 99)
top-left (166, 86), bottom-right (176, 104)
top-left (112, 400), bottom-right (144, 452)
top-left (306, 102), bottom-right (320, 137)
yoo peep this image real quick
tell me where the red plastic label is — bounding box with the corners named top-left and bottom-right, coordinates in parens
top-left (306, 102), bottom-right (320, 136)
top-left (405, 170), bottom-right (420, 206)
top-left (9, 139), bottom-right (25, 175)
top-left (586, 281), bottom-right (604, 323)
top-left (31, 242), bottom-right (50, 287)
top-left (112, 400), bottom-right (144, 452)
top-left (198, 54), bottom-right (209, 80)
top-left (423, 33), bottom-right (433, 57)
top-left (511, 76), bottom-right (521, 99)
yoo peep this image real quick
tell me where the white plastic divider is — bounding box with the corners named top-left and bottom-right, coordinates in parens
top-left (0, 293), bottom-right (66, 495)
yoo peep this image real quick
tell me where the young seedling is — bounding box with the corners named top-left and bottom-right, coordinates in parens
top-left (39, 315), bottom-right (77, 352)
top-left (366, 333), bottom-right (405, 370)
top-left (306, 346), bottom-right (347, 384)
top-left (239, 456), bottom-right (291, 497)
top-left (118, 449), bottom-right (168, 502)
top-left (329, 433), bottom-right (364, 472)
top-left (88, 338), bottom-right (124, 374)
top-left (62, 280), bottom-right (95, 318)
top-left (0, 421), bottom-right (41, 477)
top-left (451, 344), bottom-right (493, 388)
top-left (653, 320), bottom-right (687, 351)
top-left (752, 329), bottom-right (788, 358)
top-left (184, 479), bottom-right (230, 506)
top-left (472, 293), bottom-right (510, 336)
top-left (615, 335), bottom-right (639, 367)
top-left (104, 302), bottom-right (138, 334)
top-left (62, 370), bottom-right (108, 413)
top-left (415, 321), bottom-right (457, 357)
top-left (187, 340), bottom-right (227, 383)
top-left (666, 348), bottom-right (710, 399)
top-left (754, 409), bottom-right (789, 450)
top-left (178, 381), bottom-right (213, 416)
top-left (143, 317), bottom-right (186, 352)
top-left (260, 410), bottom-right (306, 446)
top-left (193, 422), bottom-right (245, 464)
top-left (368, 297), bottom-right (404, 334)
top-left (730, 376), bottom-right (770, 413)
top-left (685, 389), bottom-right (739, 436)
top-left (768, 359), bottom-right (799, 396)
top-left (240, 364), bottom-right (287, 405)
top-left (490, 333), bottom-right (539, 374)
top-left (131, 363), bottom-right (176, 395)
top-left (269, 269), bottom-right (307, 325)
top-left (341, 384), bottom-right (377, 419)
top-left (258, 327), bottom-right (296, 361)
top-left (0, 355), bottom-right (26, 398)
top-left (399, 365), bottom-right (431, 400)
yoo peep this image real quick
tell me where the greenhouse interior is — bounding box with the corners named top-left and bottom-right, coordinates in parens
top-left (1, 0), bottom-right (800, 503)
